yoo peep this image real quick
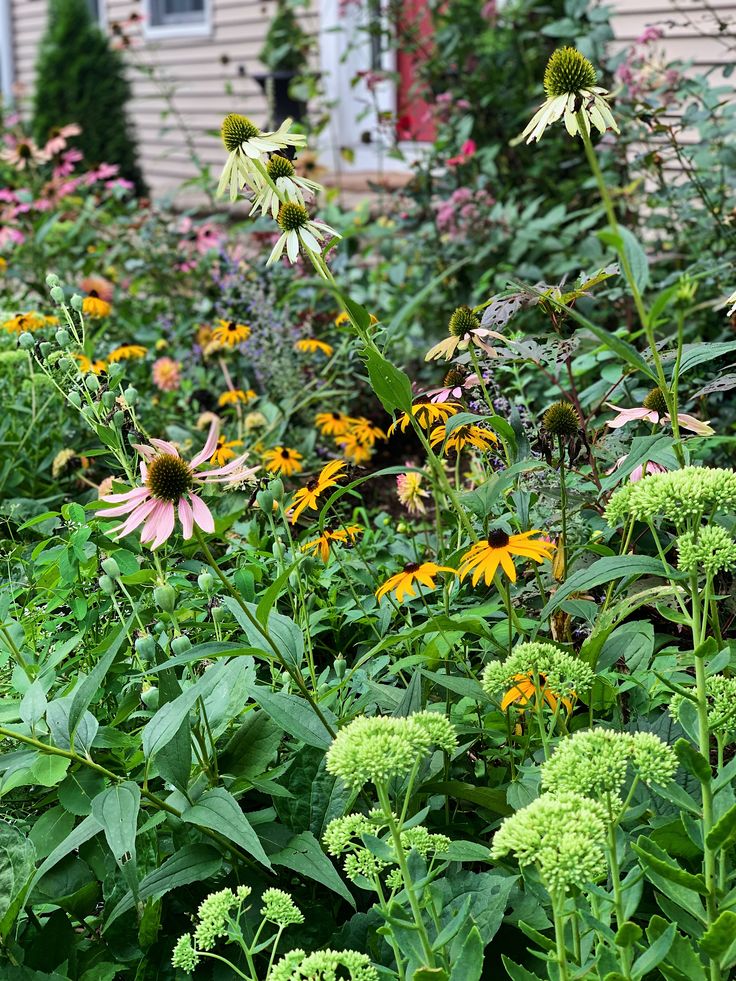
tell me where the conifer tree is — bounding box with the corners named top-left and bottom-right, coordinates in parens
top-left (32, 0), bottom-right (146, 193)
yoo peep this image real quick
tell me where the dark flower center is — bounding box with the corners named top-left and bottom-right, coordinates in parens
top-left (280, 449), bottom-right (293, 459)
top-left (542, 400), bottom-right (580, 437)
top-left (448, 305), bottom-right (480, 338)
top-left (487, 529), bottom-right (510, 549)
top-left (332, 412), bottom-right (342, 420)
top-left (543, 47), bottom-right (597, 98)
top-left (268, 154), bottom-right (296, 180)
top-left (404, 562), bottom-right (421, 573)
top-left (278, 202), bottom-right (309, 232)
top-left (146, 453), bottom-right (193, 502)
top-left (643, 387), bottom-right (668, 416)
top-left (306, 477), bottom-right (320, 491)
top-left (89, 290), bottom-right (99, 298)
top-left (221, 113), bottom-right (260, 152)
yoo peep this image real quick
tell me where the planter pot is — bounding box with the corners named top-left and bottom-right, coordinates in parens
top-left (252, 70), bottom-right (307, 132)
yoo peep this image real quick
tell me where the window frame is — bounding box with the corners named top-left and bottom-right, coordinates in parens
top-left (142, 0), bottom-right (212, 40)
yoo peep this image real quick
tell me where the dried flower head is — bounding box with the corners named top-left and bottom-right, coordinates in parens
top-left (542, 400), bottom-right (580, 438)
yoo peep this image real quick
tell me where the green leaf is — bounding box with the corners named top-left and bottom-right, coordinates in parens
top-left (615, 921), bottom-right (643, 947)
top-left (633, 836), bottom-right (708, 895)
top-left (448, 924), bottom-right (483, 980)
top-left (46, 697), bottom-right (98, 754)
top-left (419, 781), bottom-right (511, 816)
top-left (141, 659), bottom-right (227, 759)
top-left (363, 346), bottom-right (413, 414)
top-left (25, 814), bottom-right (102, 899)
top-left (0, 822), bottom-right (36, 940)
top-left (90, 781), bottom-right (140, 865)
top-left (675, 738), bottom-right (712, 784)
top-left (444, 840), bottom-right (492, 863)
top-left (539, 556), bottom-right (675, 622)
top-left (705, 802), bottom-right (736, 852)
top-left (270, 830), bottom-right (355, 906)
top-left (631, 921), bottom-right (676, 978)
top-left (412, 970), bottom-right (448, 981)
top-left (700, 911), bottom-right (736, 961)
top-left (676, 341), bottom-right (736, 377)
top-left (222, 595), bottom-right (303, 670)
top-left (252, 685), bottom-right (335, 750)
top-left (69, 620), bottom-right (130, 736)
top-left (181, 788), bottom-right (271, 868)
top-left (501, 956), bottom-right (545, 981)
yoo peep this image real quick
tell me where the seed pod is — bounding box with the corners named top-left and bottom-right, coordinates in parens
top-left (171, 635), bottom-right (192, 656)
top-left (101, 557), bottom-right (121, 579)
top-left (135, 634), bottom-right (157, 662)
top-left (98, 574), bottom-right (116, 595)
top-left (153, 583), bottom-right (177, 612)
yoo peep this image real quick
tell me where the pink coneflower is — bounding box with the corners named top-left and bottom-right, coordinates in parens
top-left (426, 369), bottom-right (480, 404)
top-left (607, 456), bottom-right (667, 483)
top-left (43, 123), bottom-right (81, 156)
top-left (152, 356), bottom-right (181, 392)
top-left (396, 470), bottom-right (430, 515)
top-left (80, 274), bottom-right (114, 303)
top-left (98, 421), bottom-right (258, 549)
top-left (605, 387), bottom-right (714, 436)
top-left (0, 137), bottom-right (47, 170)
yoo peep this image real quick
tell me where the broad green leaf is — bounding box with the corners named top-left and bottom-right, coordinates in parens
top-left (141, 659), bottom-right (227, 760)
top-left (631, 921), bottom-right (676, 979)
top-left (676, 341), bottom-right (736, 377)
top-left (675, 738), bottom-right (712, 784)
top-left (46, 697), bottom-right (98, 755)
top-left (700, 911), bottom-right (736, 962)
top-left (501, 956), bottom-right (545, 981)
top-left (0, 823), bottom-right (36, 939)
top-left (539, 556), bottom-right (677, 622)
top-left (222, 595), bottom-right (303, 671)
top-left (271, 830), bottom-right (355, 906)
top-left (91, 781), bottom-right (140, 865)
top-left (705, 802), bottom-right (736, 852)
top-left (633, 836), bottom-right (707, 894)
top-left (181, 788), bottom-right (270, 868)
top-left (420, 781), bottom-right (511, 816)
top-left (25, 814), bottom-right (102, 898)
top-left (19, 681), bottom-right (47, 728)
top-left (252, 685), bottom-right (335, 750)
top-left (69, 620), bottom-right (130, 736)
top-left (448, 925), bottom-right (483, 981)
top-left (363, 346), bottom-right (413, 414)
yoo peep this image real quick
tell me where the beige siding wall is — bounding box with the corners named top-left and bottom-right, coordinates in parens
top-left (8, 0), bottom-right (736, 199)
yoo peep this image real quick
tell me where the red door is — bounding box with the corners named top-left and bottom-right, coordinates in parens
top-left (395, 0), bottom-right (437, 142)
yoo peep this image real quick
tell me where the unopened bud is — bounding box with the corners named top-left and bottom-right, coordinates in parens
top-left (68, 390), bottom-right (82, 408)
top-left (123, 386), bottom-right (138, 405)
top-left (171, 635), bottom-right (192, 656)
top-left (70, 294), bottom-right (83, 311)
top-left (98, 574), bottom-right (115, 594)
top-left (101, 557), bottom-right (121, 578)
top-left (153, 583), bottom-right (177, 612)
top-left (50, 286), bottom-right (65, 303)
top-left (18, 332), bottom-right (35, 350)
top-left (86, 374), bottom-right (100, 393)
top-left (197, 570), bottom-right (215, 593)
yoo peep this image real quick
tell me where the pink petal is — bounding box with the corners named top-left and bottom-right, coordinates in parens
top-left (190, 420), bottom-right (221, 468)
top-left (111, 497), bottom-right (159, 538)
top-left (195, 453), bottom-right (252, 479)
top-left (604, 405), bottom-right (657, 428)
top-left (189, 493), bottom-right (215, 533)
top-left (101, 485), bottom-right (149, 504)
top-left (675, 413), bottom-right (714, 436)
top-left (99, 494), bottom-right (153, 518)
top-left (140, 501), bottom-right (166, 544)
top-left (151, 502), bottom-right (176, 549)
top-left (149, 438), bottom-right (180, 457)
top-left (132, 443), bottom-right (157, 460)
top-left (178, 497), bottom-right (194, 539)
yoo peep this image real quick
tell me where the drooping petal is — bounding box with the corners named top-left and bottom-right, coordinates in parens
top-left (139, 501), bottom-right (169, 544)
top-left (149, 438), bottom-right (180, 457)
top-left (189, 493), bottom-right (215, 533)
top-left (286, 229), bottom-right (300, 263)
top-left (101, 485), bottom-right (150, 504)
top-left (498, 550), bottom-right (518, 582)
top-left (99, 492), bottom-right (154, 518)
top-left (190, 419), bottom-right (221, 468)
top-left (132, 443), bottom-right (157, 460)
top-left (178, 497), bottom-right (194, 539)
top-left (674, 413), bottom-right (715, 436)
top-left (149, 502), bottom-right (175, 549)
top-left (111, 497), bottom-right (159, 538)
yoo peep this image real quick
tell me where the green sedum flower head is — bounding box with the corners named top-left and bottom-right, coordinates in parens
top-left (544, 47), bottom-right (598, 97)
top-left (606, 466), bottom-right (736, 527)
top-left (677, 525), bottom-right (736, 576)
top-left (270, 947), bottom-right (379, 980)
top-left (326, 711), bottom-right (457, 788)
top-left (260, 888), bottom-right (304, 927)
top-left (172, 934), bottom-right (199, 972)
top-left (491, 792), bottom-right (607, 896)
top-left (542, 728), bottom-right (677, 804)
top-left (194, 886), bottom-right (249, 950)
top-left (483, 641), bottom-right (594, 699)
top-left (671, 674), bottom-right (736, 742)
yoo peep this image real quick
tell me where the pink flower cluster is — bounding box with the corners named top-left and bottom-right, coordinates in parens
top-left (615, 26), bottom-right (682, 106)
top-left (434, 186), bottom-right (495, 240)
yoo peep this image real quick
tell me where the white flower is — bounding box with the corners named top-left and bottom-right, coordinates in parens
top-left (266, 201), bottom-right (340, 270)
top-left (250, 153), bottom-right (324, 219)
top-left (217, 114), bottom-right (307, 201)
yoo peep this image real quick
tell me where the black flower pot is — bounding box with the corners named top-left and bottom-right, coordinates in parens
top-left (252, 70), bottom-right (307, 131)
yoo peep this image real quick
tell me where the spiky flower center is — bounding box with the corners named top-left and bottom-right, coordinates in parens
top-left (542, 400), bottom-right (580, 437)
top-left (448, 305), bottom-right (480, 338)
top-left (543, 47), bottom-right (597, 98)
top-left (444, 367), bottom-right (465, 387)
top-left (221, 113), bottom-right (260, 152)
top-left (268, 154), bottom-right (296, 180)
top-left (146, 453), bottom-right (193, 502)
top-left (487, 529), bottom-right (510, 549)
top-left (278, 202), bottom-right (310, 232)
top-left (643, 387), bottom-right (668, 415)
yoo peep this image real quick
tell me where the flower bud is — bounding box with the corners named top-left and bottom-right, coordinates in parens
top-left (141, 684), bottom-right (159, 709)
top-left (197, 570), bottom-right (215, 593)
top-left (102, 391), bottom-right (117, 409)
top-left (39, 342), bottom-right (53, 360)
top-left (86, 373), bottom-right (100, 394)
top-left (113, 410), bottom-right (125, 428)
top-left (171, 635), bottom-right (192, 656)
top-left (270, 477), bottom-right (284, 502)
top-left (101, 557), bottom-right (121, 579)
top-left (57, 357), bottom-right (72, 372)
top-left (256, 488), bottom-right (274, 512)
top-left (123, 386), bottom-right (138, 405)
top-left (46, 273), bottom-right (61, 288)
top-left (334, 655), bottom-right (346, 679)
top-left (107, 362), bottom-right (124, 385)
top-left (50, 286), bottom-right (65, 303)
top-left (154, 583), bottom-right (177, 612)
top-left (135, 634), bottom-right (157, 662)
top-left (272, 540), bottom-right (284, 561)
top-left (18, 332), bottom-right (35, 350)
top-left (55, 328), bottom-right (70, 347)
top-left (98, 574), bottom-right (116, 594)
top-left (68, 390), bottom-right (82, 408)
top-left (70, 293), bottom-right (83, 311)
top-left (212, 604), bottom-right (228, 623)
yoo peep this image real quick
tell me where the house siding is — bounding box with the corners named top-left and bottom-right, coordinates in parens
top-left (7, 0), bottom-right (736, 199)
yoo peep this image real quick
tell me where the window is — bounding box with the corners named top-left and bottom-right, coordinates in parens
top-left (145, 0), bottom-right (210, 37)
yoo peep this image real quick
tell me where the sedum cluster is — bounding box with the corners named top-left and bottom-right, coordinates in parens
top-left (677, 525), bottom-right (736, 576)
top-left (671, 674), bottom-right (736, 742)
top-left (172, 886), bottom-right (252, 971)
top-left (261, 888), bottom-right (304, 927)
top-left (482, 642), bottom-right (594, 700)
top-left (270, 947), bottom-right (379, 980)
top-left (491, 792), bottom-right (607, 895)
top-left (325, 711), bottom-right (457, 789)
top-left (542, 728), bottom-right (677, 804)
top-left (606, 466), bottom-right (736, 527)
top-left (324, 810), bottom-right (450, 885)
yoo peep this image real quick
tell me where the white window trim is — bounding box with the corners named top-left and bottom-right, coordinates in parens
top-left (142, 0), bottom-right (212, 41)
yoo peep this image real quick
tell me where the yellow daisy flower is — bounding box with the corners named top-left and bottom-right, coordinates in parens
top-left (82, 293), bottom-right (111, 318)
top-left (212, 319), bottom-right (251, 347)
top-left (290, 459), bottom-right (348, 524)
top-left (348, 417), bottom-right (386, 446)
top-left (3, 312), bottom-right (55, 333)
top-left (301, 524), bottom-right (362, 563)
top-left (210, 436), bottom-right (244, 467)
top-left (338, 434), bottom-right (373, 465)
top-left (459, 529), bottom-right (555, 586)
top-left (315, 411), bottom-right (353, 437)
top-left (74, 353), bottom-right (107, 374)
top-left (376, 561), bottom-right (458, 603)
top-left (501, 672), bottom-right (571, 714)
top-left (429, 423), bottom-right (497, 454)
top-left (295, 338), bottom-right (334, 357)
top-left (335, 311), bottom-right (378, 327)
top-left (218, 389), bottom-right (256, 407)
top-left (263, 446), bottom-right (304, 477)
top-left (107, 344), bottom-right (147, 362)
top-left (388, 400), bottom-right (460, 435)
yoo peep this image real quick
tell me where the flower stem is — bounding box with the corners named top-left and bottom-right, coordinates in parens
top-left (557, 436), bottom-right (568, 581)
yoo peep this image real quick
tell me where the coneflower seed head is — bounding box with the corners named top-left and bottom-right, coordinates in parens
top-left (278, 202), bottom-right (309, 232)
top-left (643, 386), bottom-right (668, 416)
top-left (146, 454), bottom-right (193, 502)
top-left (543, 47), bottom-right (598, 99)
top-left (267, 154), bottom-right (296, 179)
top-left (542, 400), bottom-right (580, 437)
top-left (448, 305), bottom-right (480, 337)
top-left (221, 113), bottom-right (260, 151)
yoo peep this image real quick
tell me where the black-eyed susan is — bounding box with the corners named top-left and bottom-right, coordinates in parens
top-left (334, 311), bottom-right (378, 327)
top-left (429, 423), bottom-right (497, 454)
top-left (459, 529), bottom-right (555, 586)
top-left (347, 417), bottom-right (386, 446)
top-left (315, 411), bottom-right (352, 437)
top-left (3, 312), bottom-right (56, 333)
top-left (82, 291), bottom-right (111, 318)
top-left (74, 353), bottom-right (107, 374)
top-left (388, 399), bottom-right (461, 436)
top-left (210, 435), bottom-right (244, 467)
top-left (500, 672), bottom-right (570, 714)
top-left (263, 446), bottom-right (304, 477)
top-left (218, 388), bottom-right (256, 407)
top-left (290, 459), bottom-right (348, 523)
top-left (376, 561), bottom-right (458, 603)
top-left (338, 433), bottom-right (373, 465)
top-left (301, 524), bottom-right (362, 563)
top-left (212, 319), bottom-right (251, 347)
top-left (295, 338), bottom-right (334, 357)
top-left (108, 344), bottom-right (147, 362)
